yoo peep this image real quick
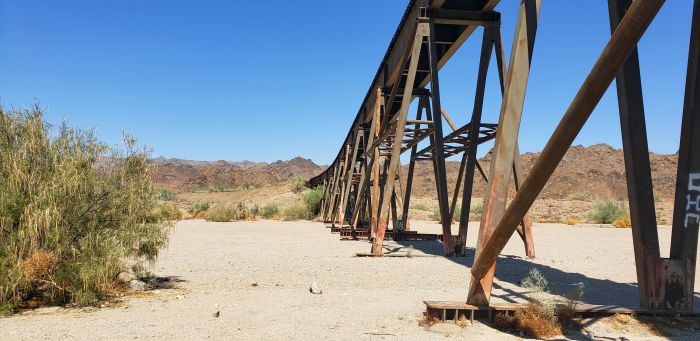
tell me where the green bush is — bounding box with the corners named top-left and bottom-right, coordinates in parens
top-left (301, 185), bottom-right (325, 217)
top-left (429, 200), bottom-right (482, 222)
top-left (281, 205), bottom-right (312, 221)
top-left (242, 182), bottom-right (262, 190)
top-left (206, 202), bottom-right (253, 222)
top-left (588, 200), bottom-right (628, 224)
top-left (156, 203), bottom-right (183, 221)
top-left (0, 106), bottom-right (171, 313)
top-left (190, 202), bottom-right (210, 215)
top-left (411, 202), bottom-right (429, 211)
top-left (157, 189), bottom-right (177, 201)
top-left (288, 175), bottom-right (307, 193)
top-left (568, 192), bottom-right (590, 201)
top-left (260, 203), bottom-right (279, 219)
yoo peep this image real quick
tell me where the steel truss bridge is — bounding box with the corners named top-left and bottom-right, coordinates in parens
top-left (309, 0), bottom-right (699, 311)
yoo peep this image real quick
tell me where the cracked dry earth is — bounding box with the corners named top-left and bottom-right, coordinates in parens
top-left (1, 219), bottom-right (699, 340)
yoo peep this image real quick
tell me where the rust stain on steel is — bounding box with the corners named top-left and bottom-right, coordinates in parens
top-left (470, 0), bottom-right (667, 281)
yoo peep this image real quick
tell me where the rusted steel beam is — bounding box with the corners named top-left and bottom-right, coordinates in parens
top-left (468, 0), bottom-right (540, 306)
top-left (450, 153), bottom-right (468, 223)
top-left (668, 0), bottom-right (700, 312)
top-left (331, 144), bottom-right (353, 226)
top-left (512, 145), bottom-right (535, 259)
top-left (470, 0), bottom-right (667, 283)
top-left (401, 96), bottom-right (428, 232)
top-left (371, 23), bottom-right (425, 255)
top-left (457, 24), bottom-right (497, 256)
top-left (311, 0), bottom-right (504, 189)
top-left (350, 107), bottom-right (378, 229)
top-left (608, 0), bottom-right (661, 309)
top-left (325, 164), bottom-right (342, 224)
top-left (338, 128), bottom-right (363, 226)
top-left (427, 18), bottom-right (455, 255)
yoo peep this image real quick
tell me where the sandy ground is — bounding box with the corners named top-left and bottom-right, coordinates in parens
top-left (1, 220), bottom-right (699, 340)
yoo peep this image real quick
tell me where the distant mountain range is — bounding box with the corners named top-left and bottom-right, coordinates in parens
top-left (153, 144), bottom-right (679, 201)
top-left (152, 156), bottom-right (324, 192)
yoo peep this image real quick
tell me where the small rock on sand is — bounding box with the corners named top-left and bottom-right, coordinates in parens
top-left (117, 272), bottom-right (134, 284)
top-left (309, 281), bottom-right (323, 294)
top-left (130, 280), bottom-right (146, 291)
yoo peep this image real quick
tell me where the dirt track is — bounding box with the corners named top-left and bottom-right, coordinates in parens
top-left (1, 220), bottom-right (699, 340)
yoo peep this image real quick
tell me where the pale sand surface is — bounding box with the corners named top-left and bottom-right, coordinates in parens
top-left (1, 219), bottom-right (698, 340)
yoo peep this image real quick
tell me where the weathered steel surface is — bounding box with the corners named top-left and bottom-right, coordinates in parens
top-left (608, 0), bottom-right (661, 309)
top-left (468, 0), bottom-right (540, 306)
top-left (470, 0), bottom-right (666, 282)
top-left (668, 0), bottom-right (700, 312)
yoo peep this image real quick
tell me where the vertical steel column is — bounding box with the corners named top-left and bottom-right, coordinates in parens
top-left (331, 145), bottom-right (352, 226)
top-left (471, 0), bottom-right (667, 285)
top-left (370, 92), bottom-right (384, 239)
top-left (608, 0), bottom-right (661, 309)
top-left (371, 22), bottom-right (426, 255)
top-left (512, 146), bottom-right (535, 258)
top-left (468, 0), bottom-right (540, 305)
top-left (401, 95), bottom-right (428, 232)
top-left (457, 25), bottom-right (496, 256)
top-left (427, 19), bottom-right (455, 255)
top-left (450, 153), bottom-right (468, 222)
top-left (351, 97), bottom-right (380, 230)
top-left (668, 0), bottom-right (700, 311)
top-left (325, 164), bottom-right (342, 223)
top-left (338, 129), bottom-right (363, 226)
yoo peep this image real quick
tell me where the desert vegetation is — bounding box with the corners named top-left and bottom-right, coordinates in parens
top-left (587, 200), bottom-right (630, 225)
top-left (0, 106), bottom-right (173, 315)
top-left (190, 184), bottom-right (326, 222)
top-left (493, 268), bottom-right (583, 338)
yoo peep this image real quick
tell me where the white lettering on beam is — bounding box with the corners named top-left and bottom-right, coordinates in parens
top-left (685, 173), bottom-right (700, 229)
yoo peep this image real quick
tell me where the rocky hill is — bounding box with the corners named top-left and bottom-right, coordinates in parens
top-left (153, 156), bottom-right (324, 192)
top-left (405, 143), bottom-right (678, 201)
top-left (154, 144), bottom-right (678, 201)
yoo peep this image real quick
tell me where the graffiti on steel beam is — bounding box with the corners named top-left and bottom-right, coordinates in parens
top-left (685, 173), bottom-right (700, 228)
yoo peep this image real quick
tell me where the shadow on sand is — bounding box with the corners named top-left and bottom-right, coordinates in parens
top-left (381, 239), bottom-right (700, 311)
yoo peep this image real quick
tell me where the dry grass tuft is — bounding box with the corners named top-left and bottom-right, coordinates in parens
top-left (456, 314), bottom-right (470, 328)
top-left (21, 250), bottom-right (60, 281)
top-left (565, 217), bottom-right (580, 225)
top-left (418, 312), bottom-right (440, 328)
top-left (613, 217), bottom-right (632, 228)
top-left (494, 305), bottom-right (561, 338)
top-left (607, 313), bottom-right (663, 336)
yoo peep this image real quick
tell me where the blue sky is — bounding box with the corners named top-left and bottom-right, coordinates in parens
top-left (0, 1), bottom-right (693, 164)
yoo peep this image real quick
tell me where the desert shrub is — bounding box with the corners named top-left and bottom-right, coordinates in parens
top-left (565, 217), bottom-right (580, 225)
top-left (568, 191), bottom-right (590, 201)
top-left (250, 204), bottom-right (260, 217)
top-left (0, 106), bottom-right (171, 314)
top-left (156, 203), bottom-right (183, 221)
top-left (559, 282), bottom-right (585, 328)
top-left (613, 216), bottom-right (632, 228)
top-left (588, 200), bottom-right (628, 224)
top-left (281, 205), bottom-right (312, 221)
top-left (242, 182), bottom-right (262, 190)
top-left (496, 268), bottom-right (585, 337)
top-left (411, 203), bottom-right (428, 211)
top-left (206, 202), bottom-right (253, 222)
top-left (189, 202), bottom-right (210, 216)
top-left (260, 203), bottom-right (279, 219)
top-left (288, 175), bottom-right (307, 193)
top-left (470, 201), bottom-right (483, 220)
top-left (429, 206), bottom-right (460, 223)
top-left (429, 200), bottom-right (481, 223)
top-left (494, 304), bottom-right (561, 338)
top-left (301, 185), bottom-right (325, 216)
top-left (157, 189), bottom-right (177, 201)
